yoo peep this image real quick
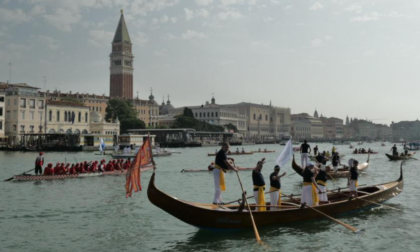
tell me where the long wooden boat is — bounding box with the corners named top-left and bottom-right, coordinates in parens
top-left (385, 152), bottom-right (415, 161)
top-left (352, 152), bottom-right (378, 154)
top-left (253, 150), bottom-right (276, 153)
top-left (181, 167), bottom-right (254, 173)
top-left (112, 152), bottom-right (172, 159)
top-left (147, 164), bottom-right (403, 230)
top-left (207, 152), bottom-right (254, 156)
top-left (11, 165), bottom-right (154, 182)
top-left (293, 155), bottom-right (369, 178)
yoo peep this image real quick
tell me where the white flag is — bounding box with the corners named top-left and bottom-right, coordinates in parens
top-left (276, 139), bottom-right (293, 168)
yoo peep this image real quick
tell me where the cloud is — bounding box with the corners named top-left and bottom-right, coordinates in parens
top-left (350, 12), bottom-right (380, 22)
top-left (154, 49), bottom-right (167, 57)
top-left (133, 32), bottom-right (149, 45)
top-left (44, 8), bottom-right (82, 32)
top-left (153, 15), bottom-right (175, 24)
top-left (0, 8), bottom-right (30, 24)
top-left (263, 16), bottom-right (273, 22)
top-left (345, 3), bottom-right (362, 13)
top-left (220, 0), bottom-right (244, 5)
top-left (309, 2), bottom-right (324, 11)
top-left (130, 0), bottom-right (179, 16)
top-left (283, 5), bottom-right (293, 10)
top-left (88, 30), bottom-right (114, 47)
top-left (181, 30), bottom-right (207, 40)
top-left (184, 8), bottom-right (210, 21)
top-left (165, 33), bottom-right (177, 40)
top-left (196, 0), bottom-right (213, 5)
top-left (310, 36), bottom-right (332, 47)
top-left (218, 10), bottom-right (242, 20)
top-left (29, 5), bottom-right (46, 16)
top-left (250, 40), bottom-right (269, 47)
top-left (37, 35), bottom-right (60, 50)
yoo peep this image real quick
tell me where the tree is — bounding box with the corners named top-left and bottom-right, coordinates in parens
top-left (172, 115), bottom-right (224, 132)
top-left (224, 123), bottom-right (238, 132)
top-left (183, 107), bottom-right (194, 117)
top-left (61, 97), bottom-right (83, 105)
top-left (120, 118), bottom-right (145, 133)
top-left (105, 99), bottom-right (137, 122)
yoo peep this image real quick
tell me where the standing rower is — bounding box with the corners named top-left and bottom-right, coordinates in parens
top-left (313, 145), bottom-right (319, 156)
top-left (332, 152), bottom-right (341, 173)
top-left (213, 143), bottom-right (237, 205)
top-left (316, 165), bottom-right (329, 204)
top-left (300, 140), bottom-right (311, 168)
top-left (35, 152), bottom-right (44, 175)
top-left (348, 160), bottom-right (359, 198)
top-left (391, 144), bottom-right (398, 156)
top-left (269, 165), bottom-right (286, 210)
top-left (301, 162), bottom-right (322, 207)
top-left (252, 158), bottom-right (266, 211)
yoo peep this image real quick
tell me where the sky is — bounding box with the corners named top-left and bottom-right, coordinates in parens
top-left (1, 0), bottom-right (420, 125)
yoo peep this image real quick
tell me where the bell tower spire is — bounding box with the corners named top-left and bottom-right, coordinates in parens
top-left (109, 10), bottom-right (134, 99)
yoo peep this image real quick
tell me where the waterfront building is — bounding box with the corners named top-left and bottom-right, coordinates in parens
top-left (391, 120), bottom-right (420, 142)
top-left (89, 111), bottom-right (120, 135)
top-left (0, 91), bottom-right (4, 138)
top-left (319, 116), bottom-right (344, 139)
top-left (45, 100), bottom-right (89, 134)
top-left (375, 124), bottom-right (393, 141)
top-left (0, 83), bottom-right (45, 146)
top-left (132, 91), bottom-right (159, 127)
top-left (291, 113), bottom-right (323, 140)
top-left (110, 10), bottom-right (134, 99)
top-left (230, 102), bottom-right (291, 140)
top-left (343, 125), bottom-right (356, 140)
top-left (159, 95), bottom-right (175, 115)
top-left (41, 90), bottom-right (108, 120)
top-left (158, 114), bottom-right (176, 128)
top-left (348, 119), bottom-right (376, 140)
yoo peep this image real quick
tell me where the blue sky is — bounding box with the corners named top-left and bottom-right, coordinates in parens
top-left (1, 0), bottom-right (420, 125)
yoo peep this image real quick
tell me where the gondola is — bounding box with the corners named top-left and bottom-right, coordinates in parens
top-left (385, 152), bottom-right (415, 161)
top-left (352, 152), bottom-right (378, 154)
top-left (293, 155), bottom-right (369, 178)
top-left (253, 150), bottom-right (276, 153)
top-left (147, 163), bottom-right (403, 230)
top-left (207, 152), bottom-right (254, 156)
top-left (11, 165), bottom-right (154, 182)
top-left (181, 167), bottom-right (254, 173)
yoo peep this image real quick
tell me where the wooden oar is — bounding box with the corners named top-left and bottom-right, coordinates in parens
top-left (4, 168), bottom-right (35, 181)
top-left (281, 193), bottom-right (362, 234)
top-left (333, 191), bottom-right (401, 211)
top-left (232, 162), bottom-right (261, 242)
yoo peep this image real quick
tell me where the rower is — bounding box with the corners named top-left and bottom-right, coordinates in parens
top-left (332, 152), bottom-right (341, 173)
top-left (315, 152), bottom-right (327, 170)
top-left (269, 165), bottom-right (286, 211)
top-left (313, 145), bottom-right (319, 156)
top-left (236, 148), bottom-right (240, 154)
top-left (69, 164), bottom-right (76, 174)
top-left (264, 148), bottom-right (267, 152)
top-left (54, 163), bottom-right (66, 175)
top-left (348, 160), bottom-right (359, 198)
top-left (316, 165), bottom-right (329, 204)
top-left (242, 148), bottom-right (245, 153)
top-left (105, 160), bottom-right (114, 171)
top-left (301, 162), bottom-right (322, 207)
top-left (53, 162), bottom-right (60, 174)
top-left (98, 160), bottom-right (106, 172)
top-left (332, 146), bottom-right (336, 155)
top-left (300, 140), bottom-right (311, 168)
top-left (44, 163), bottom-right (54, 175)
top-left (35, 152), bottom-right (44, 175)
top-left (213, 142), bottom-right (238, 205)
top-left (252, 158), bottom-right (266, 211)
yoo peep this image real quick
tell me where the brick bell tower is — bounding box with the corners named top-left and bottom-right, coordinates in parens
top-left (110, 9), bottom-right (134, 99)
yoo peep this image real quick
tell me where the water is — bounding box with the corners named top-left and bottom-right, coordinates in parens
top-left (0, 143), bottom-right (418, 251)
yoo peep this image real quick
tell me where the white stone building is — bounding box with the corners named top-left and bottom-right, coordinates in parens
top-left (45, 100), bottom-right (90, 134)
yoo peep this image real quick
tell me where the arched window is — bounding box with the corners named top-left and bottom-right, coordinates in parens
top-left (49, 110), bottom-right (52, 121)
top-left (82, 129), bottom-right (88, 134)
top-left (78, 112), bottom-right (81, 122)
top-left (48, 129), bottom-right (55, 133)
top-left (253, 114), bottom-right (256, 120)
top-left (66, 129), bottom-right (72, 134)
top-left (64, 111), bottom-right (67, 121)
top-left (58, 129), bottom-right (64, 133)
top-left (211, 112), bottom-right (214, 117)
top-left (57, 111), bottom-right (60, 121)
top-left (74, 129), bottom-right (80, 135)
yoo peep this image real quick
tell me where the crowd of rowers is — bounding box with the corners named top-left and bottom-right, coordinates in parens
top-left (353, 148), bottom-right (375, 154)
top-left (211, 142), bottom-right (360, 210)
top-left (35, 153), bottom-right (132, 176)
top-left (214, 147), bottom-right (270, 155)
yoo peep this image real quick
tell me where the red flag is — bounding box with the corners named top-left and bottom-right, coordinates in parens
top-left (125, 136), bottom-right (154, 197)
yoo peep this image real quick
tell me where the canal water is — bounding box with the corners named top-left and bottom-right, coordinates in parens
top-left (1, 143), bottom-right (418, 251)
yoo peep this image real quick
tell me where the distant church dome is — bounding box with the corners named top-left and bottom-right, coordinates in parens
top-left (90, 111), bottom-right (102, 123)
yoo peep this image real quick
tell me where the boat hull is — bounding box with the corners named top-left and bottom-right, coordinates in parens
top-left (385, 153), bottom-right (415, 161)
top-left (147, 168), bottom-right (403, 229)
top-left (207, 152), bottom-right (253, 156)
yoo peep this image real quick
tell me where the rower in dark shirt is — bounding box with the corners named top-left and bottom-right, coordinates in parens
top-left (300, 140), bottom-right (311, 168)
top-left (391, 145), bottom-right (398, 156)
top-left (213, 143), bottom-right (237, 205)
top-left (315, 167), bottom-right (329, 203)
top-left (252, 158), bottom-right (266, 211)
top-left (269, 165), bottom-right (286, 210)
top-left (348, 160), bottom-right (359, 198)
